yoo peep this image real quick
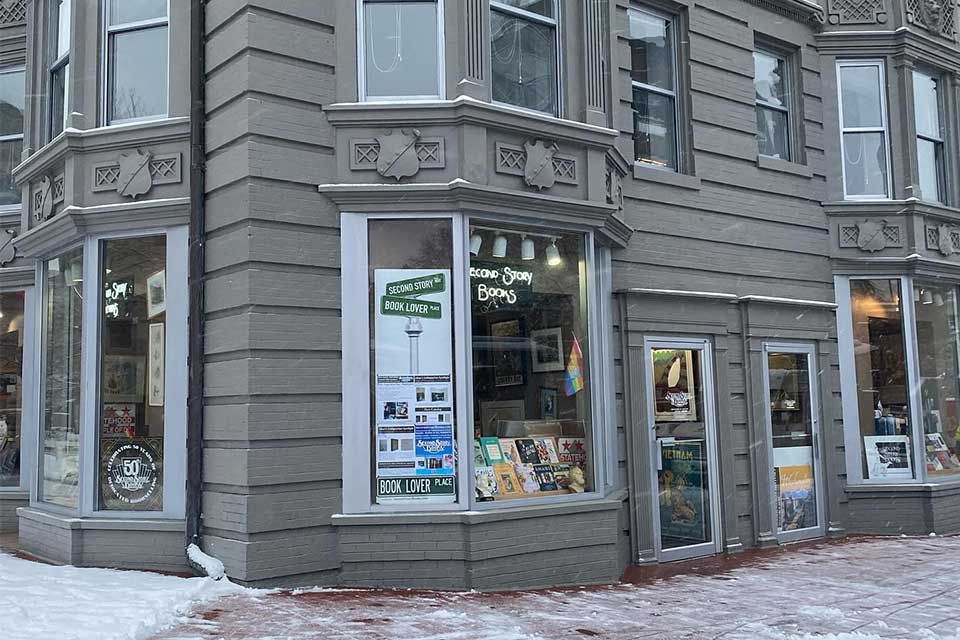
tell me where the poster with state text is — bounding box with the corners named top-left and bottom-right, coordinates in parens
top-left (374, 269), bottom-right (456, 504)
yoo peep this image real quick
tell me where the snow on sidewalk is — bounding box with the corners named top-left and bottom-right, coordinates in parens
top-left (153, 536), bottom-right (960, 640)
top-left (0, 551), bottom-right (245, 640)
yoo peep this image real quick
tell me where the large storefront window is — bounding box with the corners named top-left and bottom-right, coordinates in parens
top-left (470, 226), bottom-right (592, 501)
top-left (97, 236), bottom-right (166, 510)
top-left (0, 292), bottom-right (25, 488)
top-left (39, 247), bottom-right (84, 508)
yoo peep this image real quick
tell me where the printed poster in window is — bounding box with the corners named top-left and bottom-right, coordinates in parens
top-left (99, 437), bottom-right (163, 511)
top-left (775, 462), bottom-right (816, 532)
top-left (490, 319), bottom-right (524, 387)
top-left (102, 355), bottom-right (145, 403)
top-left (148, 323), bottom-right (164, 407)
top-left (653, 349), bottom-right (697, 422)
top-left (658, 440), bottom-right (708, 545)
top-left (373, 269), bottom-right (456, 504)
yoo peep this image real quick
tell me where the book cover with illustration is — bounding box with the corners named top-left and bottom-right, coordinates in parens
top-left (480, 436), bottom-right (505, 465)
top-left (534, 437), bottom-right (560, 463)
top-left (534, 464), bottom-right (559, 491)
top-left (475, 466), bottom-right (499, 501)
top-left (551, 463), bottom-right (571, 489)
top-left (473, 439), bottom-right (486, 467)
top-left (514, 464), bottom-right (541, 493)
top-left (516, 438), bottom-right (542, 464)
top-left (499, 438), bottom-right (520, 464)
top-left (493, 462), bottom-right (521, 497)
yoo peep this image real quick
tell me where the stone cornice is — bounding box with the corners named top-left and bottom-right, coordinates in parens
top-left (742, 0), bottom-right (825, 26)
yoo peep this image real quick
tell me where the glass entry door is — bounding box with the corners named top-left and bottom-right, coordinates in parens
top-left (764, 345), bottom-right (824, 542)
top-left (646, 339), bottom-right (722, 562)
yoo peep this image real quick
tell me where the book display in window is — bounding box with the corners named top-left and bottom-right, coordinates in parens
top-left (473, 430), bottom-right (586, 500)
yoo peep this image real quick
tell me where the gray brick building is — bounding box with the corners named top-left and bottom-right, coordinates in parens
top-left (0, 0), bottom-right (958, 590)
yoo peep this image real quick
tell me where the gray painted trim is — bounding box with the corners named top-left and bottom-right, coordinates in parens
top-left (617, 288), bottom-right (738, 300)
top-left (0, 266), bottom-right (36, 288)
top-left (737, 295), bottom-right (838, 309)
top-left (18, 506), bottom-right (185, 531)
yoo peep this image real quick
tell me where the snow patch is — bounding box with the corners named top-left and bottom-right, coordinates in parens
top-left (186, 543), bottom-right (225, 580)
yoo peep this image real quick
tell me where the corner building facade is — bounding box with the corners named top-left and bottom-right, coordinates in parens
top-left (0, 0), bottom-right (956, 589)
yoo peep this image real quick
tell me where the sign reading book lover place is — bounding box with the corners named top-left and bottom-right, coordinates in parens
top-left (373, 269), bottom-right (456, 504)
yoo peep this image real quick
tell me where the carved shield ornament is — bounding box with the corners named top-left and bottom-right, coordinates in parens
top-left (938, 224), bottom-right (955, 257)
top-left (856, 219), bottom-right (887, 252)
top-left (0, 228), bottom-right (16, 266)
top-left (34, 176), bottom-right (53, 222)
top-left (376, 129), bottom-right (421, 181)
top-left (117, 148), bottom-right (154, 199)
top-left (523, 140), bottom-right (558, 190)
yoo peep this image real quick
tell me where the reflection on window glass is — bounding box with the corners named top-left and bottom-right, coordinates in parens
top-left (767, 352), bottom-right (817, 533)
top-left (0, 292), bottom-right (25, 488)
top-left (913, 71), bottom-right (943, 203)
top-left (50, 64), bottom-right (69, 138)
top-left (368, 220), bottom-right (457, 505)
top-left (839, 63), bottom-right (889, 198)
top-left (915, 283), bottom-right (960, 478)
top-left (494, 0), bottom-right (553, 17)
top-left (849, 279), bottom-right (915, 481)
top-left (98, 236), bottom-right (166, 511)
top-left (108, 1), bottom-right (168, 123)
top-left (55, 0), bottom-right (71, 60)
top-left (491, 5), bottom-right (558, 115)
top-left (470, 226), bottom-right (592, 502)
top-left (652, 348), bottom-right (712, 549)
top-left (840, 65), bottom-right (883, 128)
top-left (754, 50), bottom-right (791, 160)
top-left (109, 0), bottom-right (166, 25)
top-left (0, 68), bottom-right (24, 206)
top-left (363, 1), bottom-right (439, 99)
top-left (842, 131), bottom-right (888, 198)
top-left (40, 248), bottom-right (83, 508)
top-left (629, 10), bottom-right (673, 91)
top-left (633, 87), bottom-right (677, 169)
top-left (629, 8), bottom-right (678, 170)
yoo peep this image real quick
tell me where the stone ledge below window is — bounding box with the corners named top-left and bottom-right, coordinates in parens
top-left (756, 154), bottom-right (813, 178)
top-left (632, 162), bottom-right (701, 190)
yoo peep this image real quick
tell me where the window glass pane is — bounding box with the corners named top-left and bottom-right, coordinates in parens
top-left (364, 1), bottom-right (439, 99)
top-left (849, 279), bottom-right (915, 481)
top-left (368, 219), bottom-right (457, 505)
top-left (0, 69), bottom-right (25, 137)
top-left (754, 51), bottom-right (787, 105)
top-left (492, 0), bottom-right (554, 18)
top-left (629, 10), bottom-right (673, 91)
top-left (633, 87), bottom-right (677, 170)
top-left (0, 139), bottom-right (22, 206)
top-left (842, 131), bottom-right (887, 197)
top-left (98, 236), bottom-right (166, 511)
top-left (55, 0), bottom-right (71, 59)
top-left (491, 9), bottom-right (558, 114)
top-left (915, 283), bottom-right (960, 479)
top-left (50, 63), bottom-right (68, 138)
top-left (109, 0), bottom-right (166, 25)
top-left (840, 65), bottom-right (884, 128)
top-left (913, 71), bottom-right (940, 140)
top-left (470, 226), bottom-right (593, 502)
top-left (757, 105), bottom-right (789, 160)
top-left (40, 247), bottom-right (84, 508)
top-left (0, 292), bottom-right (25, 488)
top-left (917, 138), bottom-right (941, 203)
top-left (109, 26), bottom-right (168, 122)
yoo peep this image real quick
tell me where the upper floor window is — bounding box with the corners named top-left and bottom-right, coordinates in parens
top-left (629, 7), bottom-right (679, 171)
top-left (490, 0), bottom-right (559, 116)
top-left (359, 0), bottom-right (442, 101)
top-left (912, 70), bottom-right (944, 204)
top-left (0, 67), bottom-right (24, 206)
top-left (49, 0), bottom-right (70, 139)
top-left (105, 0), bottom-right (169, 124)
top-left (837, 60), bottom-right (891, 200)
top-left (754, 49), bottom-right (792, 161)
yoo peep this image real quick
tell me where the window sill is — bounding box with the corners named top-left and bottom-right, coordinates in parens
top-left (846, 479), bottom-right (960, 494)
top-left (17, 507), bottom-right (186, 530)
top-left (632, 162), bottom-right (701, 190)
top-left (756, 154), bottom-right (812, 178)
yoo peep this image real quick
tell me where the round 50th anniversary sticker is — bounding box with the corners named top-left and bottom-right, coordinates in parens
top-left (105, 441), bottom-right (160, 506)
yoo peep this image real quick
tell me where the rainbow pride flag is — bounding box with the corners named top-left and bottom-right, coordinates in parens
top-left (564, 335), bottom-right (584, 397)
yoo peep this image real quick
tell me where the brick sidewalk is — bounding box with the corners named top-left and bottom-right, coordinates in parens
top-left (153, 536), bottom-right (960, 640)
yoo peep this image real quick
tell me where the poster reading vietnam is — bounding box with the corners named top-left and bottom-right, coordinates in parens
top-left (658, 440), bottom-right (708, 546)
top-left (374, 269), bottom-right (456, 504)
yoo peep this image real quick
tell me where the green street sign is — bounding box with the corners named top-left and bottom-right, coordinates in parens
top-left (380, 295), bottom-right (442, 319)
top-left (377, 476), bottom-right (456, 498)
top-left (384, 273), bottom-right (446, 298)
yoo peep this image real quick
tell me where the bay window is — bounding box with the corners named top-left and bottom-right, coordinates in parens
top-left (105, 0), bottom-right (169, 124)
top-left (359, 0), bottom-right (442, 101)
top-left (629, 7), bottom-right (679, 170)
top-left (342, 214), bottom-right (610, 511)
top-left (0, 67), bottom-right (24, 206)
top-left (49, 0), bottom-right (70, 139)
top-left (837, 61), bottom-right (891, 199)
top-left (912, 70), bottom-right (944, 204)
top-left (491, 0), bottom-right (559, 116)
top-left (0, 292), bottom-right (28, 489)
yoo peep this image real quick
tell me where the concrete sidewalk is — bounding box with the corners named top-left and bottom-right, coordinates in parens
top-left (153, 536), bottom-right (960, 640)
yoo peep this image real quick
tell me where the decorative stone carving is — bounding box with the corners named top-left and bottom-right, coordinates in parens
top-left (375, 129), bottom-right (422, 181)
top-left (350, 137), bottom-right (444, 173)
top-left (827, 0), bottom-right (887, 24)
top-left (494, 142), bottom-right (578, 187)
top-left (0, 228), bottom-right (16, 267)
top-left (0, 0), bottom-right (25, 25)
top-left (117, 148), bottom-right (154, 199)
top-left (52, 173), bottom-right (64, 205)
top-left (838, 220), bottom-right (903, 252)
top-left (606, 163), bottom-right (624, 210)
top-left (523, 140), bottom-right (558, 190)
top-left (92, 152), bottom-right (182, 194)
top-left (32, 176), bottom-right (53, 222)
top-left (925, 223), bottom-right (960, 256)
top-left (906, 0), bottom-right (956, 38)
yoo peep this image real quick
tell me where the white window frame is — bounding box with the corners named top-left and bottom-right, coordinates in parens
top-left (340, 211), bottom-right (611, 514)
top-left (628, 6), bottom-right (680, 172)
top-left (31, 226), bottom-right (189, 519)
top-left (100, 0), bottom-right (170, 126)
top-left (489, 0), bottom-right (562, 118)
top-left (912, 68), bottom-right (945, 204)
top-left (836, 59), bottom-right (893, 201)
top-left (754, 47), bottom-right (793, 162)
top-left (48, 0), bottom-right (71, 140)
top-left (0, 286), bottom-right (37, 495)
top-left (356, 0), bottom-right (446, 103)
top-left (0, 65), bottom-right (25, 213)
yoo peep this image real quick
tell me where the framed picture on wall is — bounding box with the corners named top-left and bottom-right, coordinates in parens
top-left (148, 323), bottom-right (165, 407)
top-left (530, 327), bottom-right (564, 372)
top-left (490, 319), bottom-right (524, 387)
top-left (479, 400), bottom-right (525, 437)
top-left (146, 270), bottom-right (166, 319)
top-left (102, 355), bottom-right (146, 403)
top-left (864, 435), bottom-right (913, 480)
top-left (540, 387), bottom-right (558, 419)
